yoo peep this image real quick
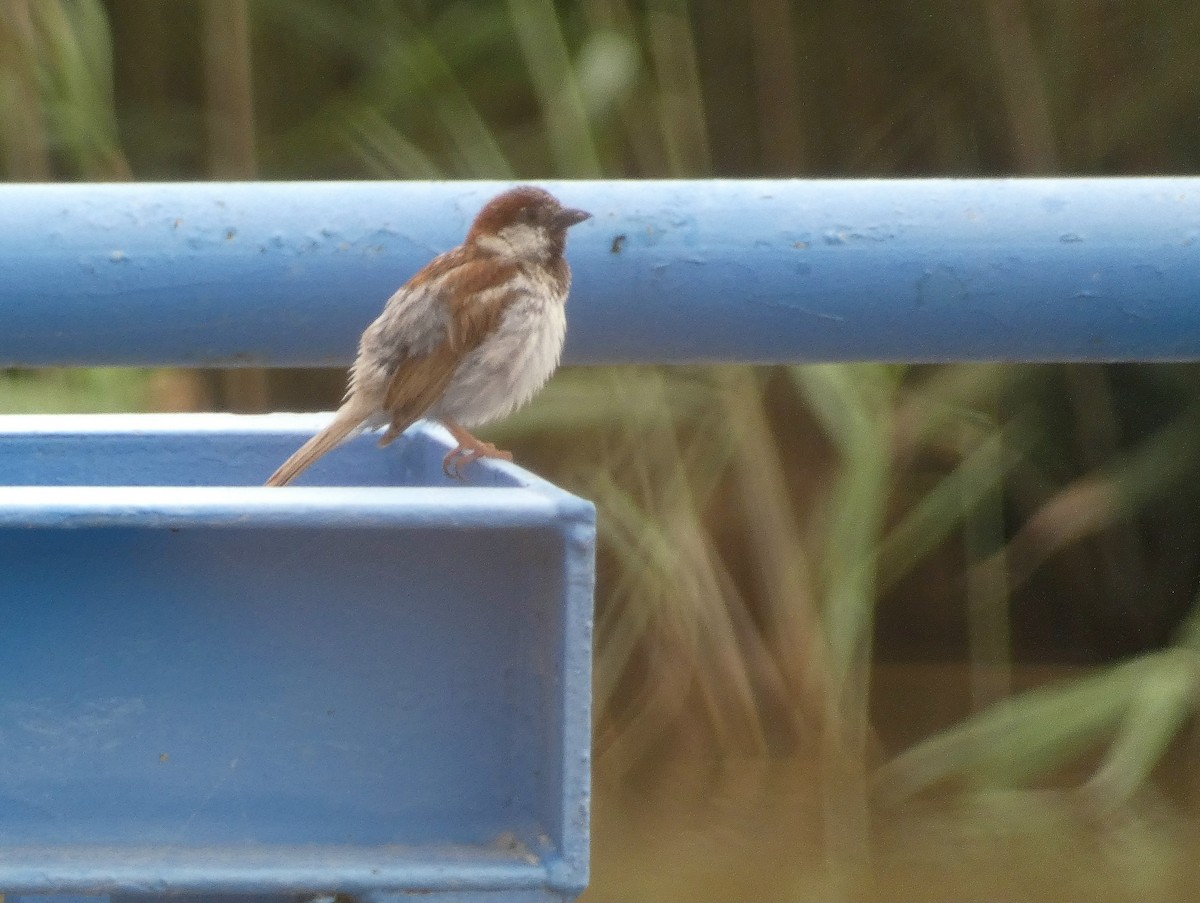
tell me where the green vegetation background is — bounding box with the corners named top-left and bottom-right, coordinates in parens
top-left (4, 1), bottom-right (1200, 899)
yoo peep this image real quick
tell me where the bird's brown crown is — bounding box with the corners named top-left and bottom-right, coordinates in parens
top-left (467, 186), bottom-right (555, 237)
top-left (469, 186), bottom-right (589, 237)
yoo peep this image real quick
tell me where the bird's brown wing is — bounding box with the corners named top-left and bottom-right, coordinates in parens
top-left (377, 255), bottom-right (522, 446)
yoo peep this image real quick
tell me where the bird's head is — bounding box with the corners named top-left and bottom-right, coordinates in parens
top-left (467, 186), bottom-right (591, 262)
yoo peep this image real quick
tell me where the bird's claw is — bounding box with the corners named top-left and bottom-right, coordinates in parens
top-left (441, 441), bottom-right (513, 480)
top-left (442, 448), bottom-right (468, 479)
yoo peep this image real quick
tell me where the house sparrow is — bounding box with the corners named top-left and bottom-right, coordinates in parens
top-left (266, 186), bottom-right (590, 486)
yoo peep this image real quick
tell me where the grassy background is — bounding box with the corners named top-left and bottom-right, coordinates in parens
top-left (4, 1), bottom-right (1200, 898)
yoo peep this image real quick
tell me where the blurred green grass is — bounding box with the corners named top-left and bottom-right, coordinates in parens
top-left (5, 1), bottom-right (1200, 897)
top-left (0, 367), bottom-right (150, 412)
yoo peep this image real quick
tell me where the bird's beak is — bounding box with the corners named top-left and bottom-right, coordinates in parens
top-left (555, 207), bottom-right (592, 229)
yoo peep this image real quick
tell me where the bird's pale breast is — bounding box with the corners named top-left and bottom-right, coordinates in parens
top-left (432, 280), bottom-right (567, 427)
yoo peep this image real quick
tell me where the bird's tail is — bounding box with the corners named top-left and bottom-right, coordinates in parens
top-left (265, 406), bottom-right (368, 486)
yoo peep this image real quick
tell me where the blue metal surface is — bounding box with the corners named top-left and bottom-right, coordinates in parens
top-left (0, 414), bottom-right (594, 902)
top-left (0, 179), bottom-right (1197, 366)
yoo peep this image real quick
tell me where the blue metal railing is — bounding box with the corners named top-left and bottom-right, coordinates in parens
top-left (1, 178), bottom-right (1198, 367)
top-left (0, 178), bottom-right (1196, 903)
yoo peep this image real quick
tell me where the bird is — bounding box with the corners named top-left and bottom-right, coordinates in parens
top-left (265, 186), bottom-right (591, 486)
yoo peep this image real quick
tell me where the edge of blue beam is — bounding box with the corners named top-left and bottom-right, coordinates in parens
top-left (1, 178), bottom-right (1197, 366)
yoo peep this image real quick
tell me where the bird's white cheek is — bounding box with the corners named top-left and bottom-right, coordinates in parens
top-left (481, 223), bottom-right (553, 260)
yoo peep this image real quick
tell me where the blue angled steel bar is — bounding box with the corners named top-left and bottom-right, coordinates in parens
top-left (0, 178), bottom-right (1196, 366)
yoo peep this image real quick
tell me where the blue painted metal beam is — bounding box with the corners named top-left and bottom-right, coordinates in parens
top-left (0, 179), bottom-right (1197, 366)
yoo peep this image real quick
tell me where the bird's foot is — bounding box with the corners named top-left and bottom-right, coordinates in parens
top-left (441, 421), bottom-right (512, 479)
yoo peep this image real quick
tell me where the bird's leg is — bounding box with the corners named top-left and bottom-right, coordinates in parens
top-left (441, 419), bottom-right (513, 479)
